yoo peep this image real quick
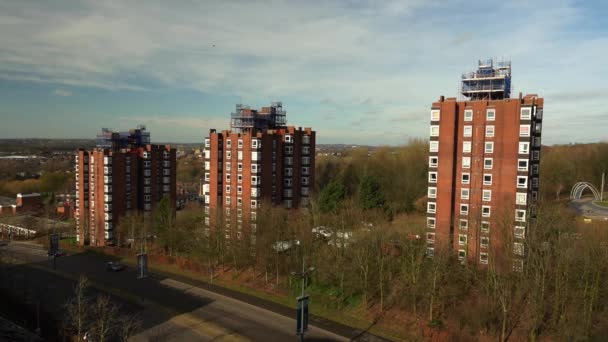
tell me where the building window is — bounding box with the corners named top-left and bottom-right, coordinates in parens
top-left (237, 174), bottom-right (243, 183)
top-left (515, 209), bottom-right (526, 222)
top-left (520, 107), bottom-right (532, 120)
top-left (458, 249), bottom-right (466, 261)
top-left (431, 110), bottom-right (440, 121)
top-left (284, 178), bottom-right (292, 187)
top-left (463, 142), bottom-right (471, 153)
top-left (519, 142), bottom-right (530, 154)
top-left (430, 141), bottom-right (439, 152)
top-left (517, 176), bottom-right (528, 189)
top-left (237, 139), bottom-right (243, 148)
top-left (532, 151), bottom-right (540, 161)
top-left (237, 163), bottom-right (243, 171)
top-left (428, 187), bottom-right (437, 199)
top-left (302, 166), bottom-right (309, 175)
top-left (226, 185), bottom-right (231, 194)
top-left (226, 197), bottom-right (231, 205)
top-left (461, 188), bottom-right (470, 200)
top-left (486, 109), bottom-right (496, 121)
top-left (426, 232), bottom-right (435, 243)
top-left (284, 135), bottom-right (293, 143)
top-left (485, 142), bottom-right (494, 154)
top-left (430, 125), bottom-right (440, 137)
top-left (462, 157), bottom-right (471, 169)
top-left (284, 167), bottom-right (293, 177)
top-left (427, 202), bottom-right (436, 214)
top-left (237, 198), bottom-right (243, 207)
top-left (226, 174), bottom-right (231, 183)
top-left (461, 173), bottom-right (470, 184)
top-left (480, 252), bottom-right (489, 264)
top-left (225, 162), bottom-right (231, 171)
top-left (482, 205), bottom-right (491, 217)
top-left (460, 204), bottom-right (468, 215)
top-left (460, 219), bottom-right (468, 231)
top-left (427, 247), bottom-right (435, 257)
top-left (483, 190), bottom-right (492, 202)
top-left (484, 158), bottom-right (493, 170)
top-left (486, 125), bottom-right (495, 138)
top-left (429, 156), bottom-right (438, 168)
top-left (514, 242), bottom-right (525, 256)
top-left (481, 236), bottom-right (490, 248)
top-left (204, 173), bottom-right (210, 181)
top-left (518, 159), bottom-right (529, 171)
top-left (251, 200), bottom-right (258, 209)
top-left (252, 139), bottom-right (260, 148)
top-left (428, 172), bottom-right (438, 183)
top-left (459, 234), bottom-right (467, 246)
top-left (237, 186), bottom-right (242, 194)
top-left (427, 217), bottom-right (436, 229)
top-left (481, 221), bottom-right (490, 233)
top-left (464, 125), bottom-right (472, 137)
top-left (532, 164), bottom-right (539, 175)
top-left (226, 139), bottom-right (232, 148)
top-left (532, 178), bottom-right (539, 188)
top-left (302, 146), bottom-right (310, 154)
top-left (226, 151), bottom-right (232, 160)
top-left (251, 176), bottom-right (259, 185)
top-left (302, 177), bottom-right (309, 185)
top-left (520, 125), bottom-right (531, 137)
top-left (302, 135), bottom-right (310, 144)
top-left (285, 145), bottom-right (293, 154)
top-left (483, 174), bottom-right (492, 185)
top-left (464, 109), bottom-right (473, 121)
top-left (514, 226), bottom-right (526, 239)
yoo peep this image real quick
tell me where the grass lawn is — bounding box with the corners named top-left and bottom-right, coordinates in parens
top-left (593, 201), bottom-right (608, 207)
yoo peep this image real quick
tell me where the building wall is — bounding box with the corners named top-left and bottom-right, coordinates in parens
top-left (75, 145), bottom-right (176, 246)
top-left (203, 126), bottom-right (315, 241)
top-left (427, 94), bottom-right (543, 268)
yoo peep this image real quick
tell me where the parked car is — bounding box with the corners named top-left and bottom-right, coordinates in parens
top-left (312, 226), bottom-right (333, 239)
top-left (106, 261), bottom-right (125, 272)
top-left (272, 240), bottom-right (300, 253)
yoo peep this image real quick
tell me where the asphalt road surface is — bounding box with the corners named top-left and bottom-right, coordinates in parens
top-left (0, 243), bottom-right (379, 341)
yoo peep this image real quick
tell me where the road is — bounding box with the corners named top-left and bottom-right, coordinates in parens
top-left (570, 198), bottom-right (608, 220)
top-left (0, 243), bottom-right (372, 341)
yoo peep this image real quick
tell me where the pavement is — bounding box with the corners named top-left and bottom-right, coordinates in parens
top-left (570, 197), bottom-right (608, 220)
top-left (0, 243), bottom-right (388, 341)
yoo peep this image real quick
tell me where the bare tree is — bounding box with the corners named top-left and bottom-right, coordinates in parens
top-left (90, 294), bottom-right (118, 342)
top-left (64, 275), bottom-right (90, 341)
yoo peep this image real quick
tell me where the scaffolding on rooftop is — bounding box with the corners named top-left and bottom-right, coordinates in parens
top-left (230, 101), bottom-right (287, 133)
top-left (96, 125), bottom-right (150, 149)
top-left (460, 58), bottom-right (512, 100)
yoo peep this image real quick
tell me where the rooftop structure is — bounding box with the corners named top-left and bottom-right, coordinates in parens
top-left (96, 125), bottom-right (151, 149)
top-left (230, 102), bottom-right (287, 133)
top-left (461, 59), bottom-right (512, 100)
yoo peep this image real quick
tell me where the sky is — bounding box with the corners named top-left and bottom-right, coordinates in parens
top-left (0, 0), bottom-right (607, 145)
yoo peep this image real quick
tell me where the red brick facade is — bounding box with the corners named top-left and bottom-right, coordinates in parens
top-left (427, 94), bottom-right (543, 268)
top-left (75, 144), bottom-right (176, 246)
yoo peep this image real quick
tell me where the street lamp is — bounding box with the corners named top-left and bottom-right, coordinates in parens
top-left (291, 257), bottom-right (314, 341)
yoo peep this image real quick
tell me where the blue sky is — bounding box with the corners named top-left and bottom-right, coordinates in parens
top-left (0, 0), bottom-right (606, 144)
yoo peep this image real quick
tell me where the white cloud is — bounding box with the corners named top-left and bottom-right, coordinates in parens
top-left (52, 88), bottom-right (72, 96)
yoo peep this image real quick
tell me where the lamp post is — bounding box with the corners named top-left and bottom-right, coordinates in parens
top-left (291, 256), bottom-right (314, 341)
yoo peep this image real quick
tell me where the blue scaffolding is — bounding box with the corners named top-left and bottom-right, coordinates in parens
top-left (461, 59), bottom-right (511, 100)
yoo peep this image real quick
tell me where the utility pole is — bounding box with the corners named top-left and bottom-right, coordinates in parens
top-left (601, 170), bottom-right (605, 202)
top-left (292, 252), bottom-right (314, 341)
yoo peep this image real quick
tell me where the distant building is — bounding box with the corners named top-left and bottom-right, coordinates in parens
top-left (203, 102), bottom-right (315, 241)
top-left (75, 126), bottom-right (176, 246)
top-left (426, 59), bottom-right (543, 270)
top-left (0, 193), bottom-right (43, 215)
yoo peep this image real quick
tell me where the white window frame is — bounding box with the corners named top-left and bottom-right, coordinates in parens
top-left (463, 125), bottom-right (472, 137)
top-left (480, 252), bottom-right (489, 265)
top-left (516, 192), bottom-right (527, 205)
top-left (520, 107), bottom-right (532, 120)
top-left (429, 141), bottom-right (439, 152)
top-left (518, 159), bottom-right (529, 172)
top-left (484, 158), bottom-right (493, 170)
top-left (517, 176), bottom-right (528, 189)
top-left (226, 151), bottom-right (232, 160)
top-left (481, 221), bottom-right (490, 233)
top-left (486, 125), bottom-right (495, 138)
top-left (461, 188), bottom-right (470, 200)
top-left (458, 249), bottom-right (466, 261)
top-left (428, 171), bottom-right (438, 183)
top-left (481, 236), bottom-right (490, 248)
top-left (482, 205), bottom-right (491, 217)
top-left (514, 226), bottom-right (526, 239)
top-left (226, 197), bottom-right (231, 205)
top-left (427, 217), bottom-right (436, 229)
top-left (427, 202), bottom-right (436, 214)
top-left (430, 110), bottom-right (440, 121)
top-left (483, 174), bottom-right (492, 185)
top-left (463, 141), bottom-right (471, 153)
top-left (460, 204), bottom-right (469, 215)
top-left (429, 156), bottom-right (438, 168)
top-left (459, 219), bottom-right (468, 231)
top-left (459, 234), bottom-right (468, 246)
top-left (226, 174), bottom-right (231, 183)
top-left (226, 139), bottom-right (232, 148)
top-left (426, 232), bottom-right (435, 243)
top-left (464, 109), bottom-right (473, 122)
top-left (483, 190), bottom-right (492, 202)
top-left (430, 125), bottom-right (440, 137)
top-left (485, 142), bottom-right (494, 154)
top-left (520, 125), bottom-right (531, 137)
top-left (461, 173), bottom-right (470, 185)
top-left (226, 185), bottom-right (231, 194)
top-left (515, 209), bottom-right (526, 222)
top-left (428, 187), bottom-right (437, 199)
top-left (462, 157), bottom-right (471, 169)
top-left (486, 109), bottom-right (496, 121)
top-left (514, 242), bottom-right (525, 256)
top-left (519, 142), bottom-right (530, 154)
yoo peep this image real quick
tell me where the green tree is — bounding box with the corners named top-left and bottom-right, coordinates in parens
top-left (359, 175), bottom-right (385, 210)
top-left (318, 180), bottom-right (346, 213)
